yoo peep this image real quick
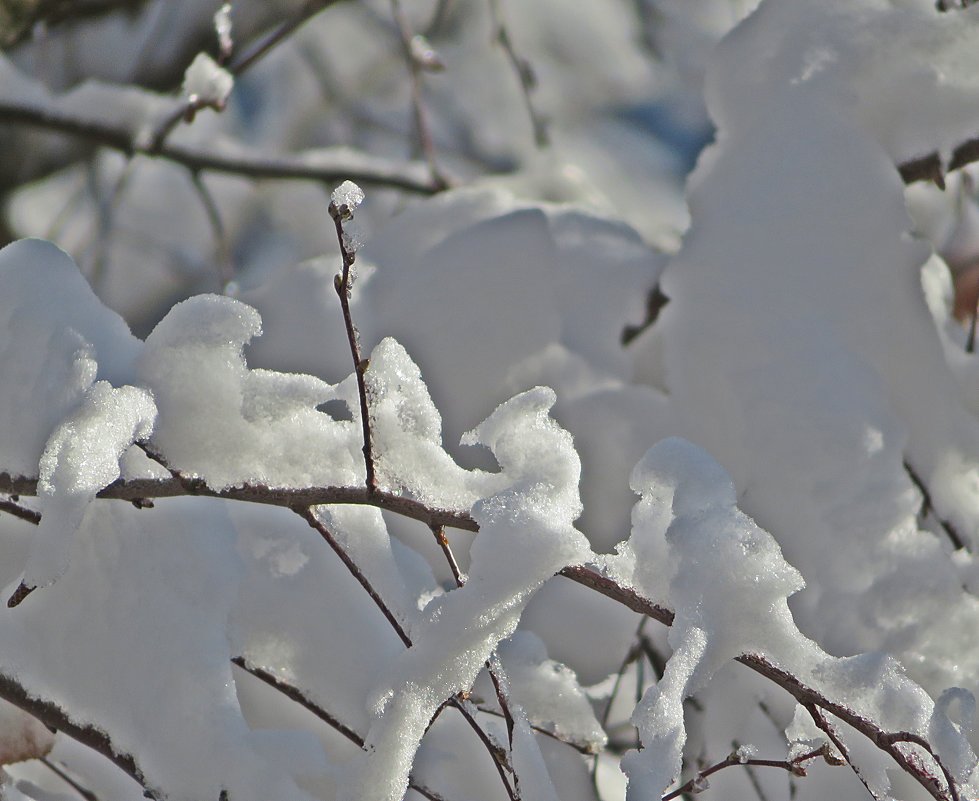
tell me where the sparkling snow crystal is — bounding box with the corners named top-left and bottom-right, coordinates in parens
top-left (182, 52), bottom-right (233, 109)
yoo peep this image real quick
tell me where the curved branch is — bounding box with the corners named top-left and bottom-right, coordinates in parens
top-left (0, 97), bottom-right (441, 194)
top-left (0, 671), bottom-right (156, 798)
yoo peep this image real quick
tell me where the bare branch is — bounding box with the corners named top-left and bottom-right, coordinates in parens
top-left (0, 473), bottom-right (475, 530)
top-left (389, 0), bottom-right (447, 187)
top-left (0, 497), bottom-right (41, 525)
top-left (297, 506), bottom-right (411, 647)
top-left (40, 757), bottom-right (100, 801)
top-left (232, 657), bottom-right (449, 801)
top-left (662, 746), bottom-right (826, 801)
top-left (328, 192), bottom-right (378, 495)
top-left (0, 96), bottom-right (441, 194)
top-left (488, 0), bottom-right (548, 148)
top-left (0, 671), bottom-right (157, 799)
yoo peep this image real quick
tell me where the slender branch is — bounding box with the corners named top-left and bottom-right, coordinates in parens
top-left (487, 0), bottom-right (548, 148)
top-left (476, 704), bottom-right (597, 755)
top-left (802, 702), bottom-right (878, 801)
top-left (296, 504), bottom-right (516, 799)
top-left (904, 460), bottom-right (966, 550)
top-left (0, 473), bottom-right (475, 530)
top-left (231, 657), bottom-right (448, 801)
top-left (0, 672), bottom-right (157, 799)
top-left (447, 697), bottom-right (517, 801)
top-left (297, 506), bottom-right (411, 646)
top-left (328, 191), bottom-right (377, 495)
top-left (0, 497), bottom-right (41, 525)
top-left (0, 97), bottom-right (441, 194)
top-left (431, 524), bottom-right (465, 585)
top-left (389, 0), bottom-right (446, 187)
top-left (228, 0), bottom-right (345, 78)
top-left (661, 746), bottom-right (825, 801)
top-left (148, 0), bottom-right (348, 152)
top-left (189, 170), bottom-right (234, 288)
top-left (39, 757), bottom-right (100, 801)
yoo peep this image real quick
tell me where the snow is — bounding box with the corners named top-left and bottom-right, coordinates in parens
top-left (182, 52), bottom-right (234, 109)
top-left (330, 181), bottom-right (365, 218)
top-left (139, 294), bottom-right (362, 491)
top-left (28, 382), bottom-right (156, 588)
top-left (4, 1), bottom-right (979, 799)
top-left (0, 239), bottom-right (142, 479)
top-left (337, 387), bottom-right (593, 801)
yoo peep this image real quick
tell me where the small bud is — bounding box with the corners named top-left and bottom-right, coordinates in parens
top-left (690, 775), bottom-right (710, 794)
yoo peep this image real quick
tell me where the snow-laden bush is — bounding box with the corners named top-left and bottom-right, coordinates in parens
top-left (3, 2), bottom-right (979, 801)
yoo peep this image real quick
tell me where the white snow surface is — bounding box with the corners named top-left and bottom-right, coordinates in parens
top-left (0, 239), bottom-right (141, 479)
top-left (337, 387), bottom-right (593, 801)
top-left (645, 0), bottom-right (979, 694)
top-left (613, 438), bottom-right (978, 799)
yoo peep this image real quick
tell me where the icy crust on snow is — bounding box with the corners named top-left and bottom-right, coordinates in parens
top-left (0, 500), bottom-right (327, 801)
top-left (139, 294), bottom-right (363, 491)
top-left (337, 387), bottom-right (593, 801)
top-left (0, 239), bottom-right (141, 479)
top-left (613, 439), bottom-right (978, 799)
top-left (650, 0), bottom-right (979, 691)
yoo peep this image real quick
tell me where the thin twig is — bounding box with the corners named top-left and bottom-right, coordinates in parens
top-left (389, 0), bottom-right (446, 187)
top-left (0, 497), bottom-right (41, 525)
top-left (39, 757), bottom-right (100, 801)
top-left (189, 169), bottom-right (234, 288)
top-left (487, 0), bottom-right (548, 148)
top-left (903, 460), bottom-right (966, 550)
top-left (661, 746), bottom-right (825, 801)
top-left (0, 672), bottom-right (157, 799)
top-left (802, 702), bottom-right (879, 801)
top-left (147, 0), bottom-right (349, 153)
top-left (297, 506), bottom-right (410, 646)
top-left (230, 657), bottom-right (448, 801)
top-left (476, 704), bottom-right (597, 755)
top-left (328, 194), bottom-right (377, 495)
top-left (229, 0), bottom-right (346, 78)
top-left (0, 97), bottom-right (441, 194)
top-left (447, 697), bottom-right (518, 801)
top-left (432, 524), bottom-right (465, 585)
top-left (592, 617), bottom-right (645, 789)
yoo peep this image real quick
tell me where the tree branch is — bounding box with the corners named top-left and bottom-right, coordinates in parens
top-left (0, 672), bottom-right (156, 798)
top-left (0, 97), bottom-right (441, 194)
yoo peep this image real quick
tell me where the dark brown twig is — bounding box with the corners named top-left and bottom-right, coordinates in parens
top-left (661, 746), bottom-right (826, 801)
top-left (297, 506), bottom-right (410, 646)
top-left (904, 460), bottom-right (966, 550)
top-left (389, 0), bottom-right (446, 188)
top-left (231, 657), bottom-right (448, 801)
top-left (0, 473), bottom-right (475, 530)
top-left (0, 97), bottom-right (441, 194)
top-left (39, 757), bottom-right (100, 801)
top-left (328, 191), bottom-right (377, 495)
top-left (487, 0), bottom-right (548, 148)
top-left (0, 497), bottom-right (41, 525)
top-left (0, 672), bottom-right (157, 798)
